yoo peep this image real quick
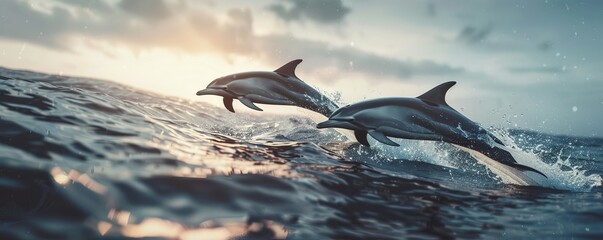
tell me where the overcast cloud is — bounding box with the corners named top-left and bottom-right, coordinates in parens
top-left (0, 0), bottom-right (465, 82)
top-left (267, 0), bottom-right (350, 24)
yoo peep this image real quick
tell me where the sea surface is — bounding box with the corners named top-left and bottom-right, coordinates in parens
top-left (0, 66), bottom-right (602, 239)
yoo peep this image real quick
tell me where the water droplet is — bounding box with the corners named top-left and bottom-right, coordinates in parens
top-left (572, 106), bottom-right (578, 112)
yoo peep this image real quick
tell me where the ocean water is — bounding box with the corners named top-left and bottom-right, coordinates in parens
top-left (0, 66), bottom-right (602, 239)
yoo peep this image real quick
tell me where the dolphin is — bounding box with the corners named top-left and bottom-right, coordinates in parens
top-left (196, 59), bottom-right (339, 117)
top-left (316, 81), bottom-right (547, 183)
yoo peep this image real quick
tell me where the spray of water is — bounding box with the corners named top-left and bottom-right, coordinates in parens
top-left (489, 128), bottom-right (602, 192)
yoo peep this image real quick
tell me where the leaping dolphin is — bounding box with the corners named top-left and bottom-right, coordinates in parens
top-left (316, 81), bottom-right (547, 184)
top-left (196, 59), bottom-right (339, 117)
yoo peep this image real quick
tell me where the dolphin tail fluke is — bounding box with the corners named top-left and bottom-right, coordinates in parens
top-left (452, 144), bottom-right (542, 186)
top-left (354, 130), bottom-right (370, 146)
top-left (508, 163), bottom-right (548, 178)
top-left (368, 130), bottom-right (400, 146)
top-left (223, 97), bottom-right (235, 113)
top-left (238, 97), bottom-right (263, 111)
top-left (460, 142), bottom-right (549, 179)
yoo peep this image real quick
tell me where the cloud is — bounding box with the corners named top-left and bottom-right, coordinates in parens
top-left (457, 25), bottom-right (491, 44)
top-left (267, 0), bottom-right (350, 24)
top-left (0, 0), bottom-right (252, 53)
top-left (118, 0), bottom-right (171, 20)
top-left (507, 66), bottom-right (565, 74)
top-left (0, 0), bottom-right (464, 83)
top-left (537, 41), bottom-right (552, 52)
top-left (0, 0), bottom-right (74, 49)
top-left (56, 0), bottom-right (113, 13)
top-left (256, 35), bottom-right (464, 82)
top-left (426, 2), bottom-right (436, 17)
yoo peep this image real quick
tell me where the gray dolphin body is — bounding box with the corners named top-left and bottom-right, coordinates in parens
top-left (196, 59), bottom-right (338, 117)
top-left (316, 81), bottom-right (547, 179)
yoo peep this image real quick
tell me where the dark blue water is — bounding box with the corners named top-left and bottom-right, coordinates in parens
top-left (0, 66), bottom-right (602, 239)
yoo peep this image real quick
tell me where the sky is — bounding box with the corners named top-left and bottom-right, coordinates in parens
top-left (0, 0), bottom-right (601, 137)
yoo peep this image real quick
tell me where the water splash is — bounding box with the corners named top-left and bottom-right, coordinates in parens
top-left (489, 128), bottom-right (602, 192)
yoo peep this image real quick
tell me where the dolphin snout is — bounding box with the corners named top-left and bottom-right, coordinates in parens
top-left (316, 119), bottom-right (356, 129)
top-left (196, 87), bottom-right (228, 96)
top-left (196, 89), bottom-right (212, 96)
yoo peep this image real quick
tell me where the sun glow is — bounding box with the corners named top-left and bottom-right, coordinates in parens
top-left (0, 38), bottom-right (270, 100)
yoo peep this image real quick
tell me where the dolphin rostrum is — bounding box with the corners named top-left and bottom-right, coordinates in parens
top-left (196, 59), bottom-right (339, 117)
top-left (316, 81), bottom-right (547, 182)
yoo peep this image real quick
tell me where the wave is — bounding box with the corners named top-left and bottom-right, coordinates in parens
top-left (1, 66), bottom-right (602, 239)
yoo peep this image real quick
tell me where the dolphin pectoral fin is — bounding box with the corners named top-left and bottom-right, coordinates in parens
top-left (354, 130), bottom-right (370, 146)
top-left (368, 130), bottom-right (399, 146)
top-left (238, 97), bottom-right (263, 111)
top-left (508, 163), bottom-right (548, 179)
top-left (223, 97), bottom-right (235, 113)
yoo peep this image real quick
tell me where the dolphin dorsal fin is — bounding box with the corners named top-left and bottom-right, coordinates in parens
top-left (417, 81), bottom-right (456, 106)
top-left (274, 59), bottom-right (302, 78)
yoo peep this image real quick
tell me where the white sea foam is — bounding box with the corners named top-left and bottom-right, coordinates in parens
top-left (489, 129), bottom-right (602, 192)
